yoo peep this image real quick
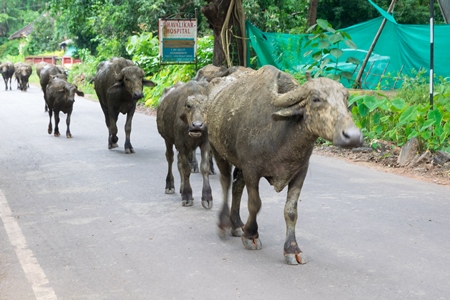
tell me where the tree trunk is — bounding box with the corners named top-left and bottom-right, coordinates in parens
top-left (202, 0), bottom-right (246, 67)
top-left (307, 0), bottom-right (319, 27)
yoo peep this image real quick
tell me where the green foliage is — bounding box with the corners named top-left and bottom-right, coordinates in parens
top-left (244, 0), bottom-right (308, 33)
top-left (349, 75), bottom-right (450, 152)
top-left (145, 64), bottom-right (197, 108)
top-left (25, 16), bottom-right (63, 55)
top-left (126, 32), bottom-right (160, 76)
top-left (317, 0), bottom-right (445, 29)
top-left (302, 19), bottom-right (358, 82)
top-left (0, 39), bottom-right (21, 57)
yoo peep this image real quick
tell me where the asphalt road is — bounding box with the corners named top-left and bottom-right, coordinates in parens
top-left (1, 84), bottom-right (450, 300)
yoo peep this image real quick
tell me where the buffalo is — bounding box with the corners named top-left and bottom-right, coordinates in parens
top-left (206, 65), bottom-right (363, 265)
top-left (188, 64), bottom-right (229, 174)
top-left (94, 57), bottom-right (155, 153)
top-left (14, 62), bottom-right (32, 91)
top-left (45, 76), bottom-right (84, 138)
top-left (40, 65), bottom-right (68, 112)
top-left (0, 62), bottom-right (15, 91)
top-left (156, 80), bottom-right (213, 208)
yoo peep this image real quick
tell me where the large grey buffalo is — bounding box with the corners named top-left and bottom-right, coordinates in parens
top-left (0, 62), bottom-right (15, 91)
top-left (156, 80), bottom-right (213, 208)
top-left (206, 65), bottom-right (363, 265)
top-left (14, 62), bottom-right (33, 91)
top-left (46, 77), bottom-right (84, 138)
top-left (40, 65), bottom-right (68, 112)
top-left (94, 57), bottom-right (155, 153)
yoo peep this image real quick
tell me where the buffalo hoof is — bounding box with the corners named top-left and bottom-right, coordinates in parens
top-left (217, 226), bottom-right (230, 240)
top-left (284, 252), bottom-right (307, 265)
top-left (165, 188), bottom-right (175, 194)
top-left (241, 237), bottom-right (262, 250)
top-left (201, 200), bottom-right (213, 209)
top-left (54, 132), bottom-right (61, 137)
top-left (182, 199), bottom-right (193, 207)
top-left (190, 164), bottom-right (199, 173)
top-left (66, 133), bottom-right (72, 138)
top-left (231, 227), bottom-right (244, 237)
top-left (125, 148), bottom-right (135, 154)
top-left (108, 143), bottom-right (118, 149)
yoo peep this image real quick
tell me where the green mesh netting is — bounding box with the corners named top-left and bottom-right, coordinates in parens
top-left (246, 1), bottom-right (450, 90)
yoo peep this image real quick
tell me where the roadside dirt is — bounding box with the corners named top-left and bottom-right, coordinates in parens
top-left (313, 143), bottom-right (450, 187)
top-left (136, 105), bottom-right (450, 187)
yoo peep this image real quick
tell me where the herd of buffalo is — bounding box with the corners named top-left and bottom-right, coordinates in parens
top-left (0, 58), bottom-right (363, 265)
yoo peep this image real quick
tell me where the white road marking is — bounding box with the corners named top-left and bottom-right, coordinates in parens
top-left (0, 190), bottom-right (57, 300)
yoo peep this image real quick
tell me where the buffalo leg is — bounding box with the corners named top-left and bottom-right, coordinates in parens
top-left (43, 92), bottom-right (48, 112)
top-left (199, 142), bottom-right (212, 209)
top-left (47, 109), bottom-right (53, 134)
top-left (214, 147), bottom-right (234, 237)
top-left (209, 151), bottom-right (215, 175)
top-left (107, 111), bottom-right (119, 149)
top-left (283, 164), bottom-right (308, 265)
top-left (188, 150), bottom-right (199, 173)
top-left (123, 107), bottom-right (135, 154)
top-left (53, 111), bottom-right (61, 137)
top-left (230, 168), bottom-right (245, 236)
top-left (164, 141), bottom-right (175, 194)
top-left (66, 112), bottom-right (72, 138)
top-left (241, 173), bottom-right (262, 250)
top-left (100, 102), bottom-right (110, 127)
top-left (177, 152), bottom-right (194, 206)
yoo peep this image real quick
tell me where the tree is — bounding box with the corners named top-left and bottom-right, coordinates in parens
top-left (0, 0), bottom-right (46, 42)
top-left (201, 0), bottom-right (246, 66)
top-left (315, 0), bottom-right (444, 29)
top-left (307, 0), bottom-right (319, 27)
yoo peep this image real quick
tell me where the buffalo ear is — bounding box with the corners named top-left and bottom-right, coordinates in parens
top-left (143, 79), bottom-right (156, 87)
top-left (272, 105), bottom-right (305, 121)
top-left (107, 81), bottom-right (124, 94)
top-left (76, 90), bottom-right (85, 97)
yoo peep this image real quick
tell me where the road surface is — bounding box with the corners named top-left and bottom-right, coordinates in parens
top-left (1, 85), bottom-right (449, 300)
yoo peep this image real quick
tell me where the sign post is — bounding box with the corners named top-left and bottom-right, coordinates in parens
top-left (159, 19), bottom-right (197, 64)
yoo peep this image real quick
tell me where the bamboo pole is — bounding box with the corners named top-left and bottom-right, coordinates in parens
top-left (353, 0), bottom-right (397, 89)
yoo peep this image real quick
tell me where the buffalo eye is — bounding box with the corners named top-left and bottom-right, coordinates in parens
top-left (186, 104), bottom-right (192, 109)
top-left (312, 97), bottom-right (321, 103)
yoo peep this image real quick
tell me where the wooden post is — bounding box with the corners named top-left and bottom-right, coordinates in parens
top-left (430, 0), bottom-right (435, 109)
top-left (353, 0), bottom-right (397, 89)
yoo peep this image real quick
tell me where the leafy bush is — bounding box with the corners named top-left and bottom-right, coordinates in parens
top-left (126, 32), bottom-right (160, 76)
top-left (0, 40), bottom-right (21, 58)
top-left (349, 76), bottom-right (450, 152)
top-left (303, 19), bottom-right (358, 82)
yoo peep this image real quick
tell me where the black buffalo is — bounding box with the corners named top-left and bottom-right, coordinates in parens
top-left (94, 57), bottom-right (155, 153)
top-left (0, 62), bottom-right (15, 91)
top-left (40, 65), bottom-right (68, 112)
top-left (14, 63), bottom-right (33, 91)
top-left (45, 77), bottom-right (84, 138)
